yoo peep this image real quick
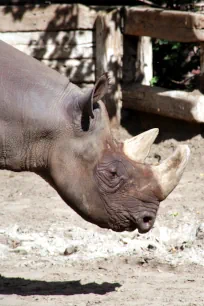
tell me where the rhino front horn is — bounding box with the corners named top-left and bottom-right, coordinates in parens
top-left (123, 128), bottom-right (159, 163)
top-left (153, 145), bottom-right (190, 201)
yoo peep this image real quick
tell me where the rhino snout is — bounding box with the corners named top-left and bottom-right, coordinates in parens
top-left (136, 211), bottom-right (156, 234)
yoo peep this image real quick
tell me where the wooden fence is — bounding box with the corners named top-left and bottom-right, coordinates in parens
top-left (122, 7), bottom-right (204, 124)
top-left (0, 4), bottom-right (96, 86)
top-left (0, 4), bottom-right (204, 125)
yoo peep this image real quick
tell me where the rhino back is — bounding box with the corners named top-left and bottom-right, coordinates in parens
top-left (0, 40), bottom-right (69, 122)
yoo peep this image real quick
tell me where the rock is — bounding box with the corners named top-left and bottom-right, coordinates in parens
top-left (120, 237), bottom-right (130, 245)
top-left (11, 247), bottom-right (28, 255)
top-left (64, 246), bottom-right (78, 256)
top-left (196, 223), bottom-right (204, 240)
top-left (147, 244), bottom-right (157, 251)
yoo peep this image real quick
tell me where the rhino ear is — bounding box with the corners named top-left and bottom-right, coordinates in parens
top-left (92, 73), bottom-right (110, 104)
top-left (79, 73), bottom-right (109, 119)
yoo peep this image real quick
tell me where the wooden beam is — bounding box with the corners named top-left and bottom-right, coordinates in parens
top-left (42, 59), bottom-right (95, 83)
top-left (124, 7), bottom-right (204, 42)
top-left (0, 4), bottom-right (96, 32)
top-left (0, 31), bottom-right (94, 59)
top-left (0, 31), bottom-right (94, 46)
top-left (6, 44), bottom-right (94, 60)
top-left (123, 83), bottom-right (204, 123)
top-left (95, 9), bottom-right (123, 126)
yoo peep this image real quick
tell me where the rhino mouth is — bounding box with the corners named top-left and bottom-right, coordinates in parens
top-left (126, 221), bottom-right (138, 232)
top-left (110, 217), bottom-right (155, 233)
top-left (137, 224), bottom-right (153, 234)
top-left (124, 212), bottom-right (156, 233)
top-left (102, 210), bottom-right (156, 233)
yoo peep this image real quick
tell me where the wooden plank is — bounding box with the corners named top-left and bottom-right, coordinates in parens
top-left (124, 7), bottom-right (204, 42)
top-left (95, 9), bottom-right (123, 126)
top-left (2, 43), bottom-right (94, 60)
top-left (0, 31), bottom-right (95, 59)
top-left (42, 59), bottom-right (95, 83)
top-left (0, 31), bottom-right (94, 45)
top-left (10, 44), bottom-right (94, 59)
top-left (122, 83), bottom-right (204, 123)
top-left (0, 4), bottom-right (96, 32)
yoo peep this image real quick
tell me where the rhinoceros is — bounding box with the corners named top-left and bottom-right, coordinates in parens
top-left (0, 40), bottom-right (190, 233)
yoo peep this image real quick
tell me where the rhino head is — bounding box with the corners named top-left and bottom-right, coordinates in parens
top-left (46, 73), bottom-right (190, 233)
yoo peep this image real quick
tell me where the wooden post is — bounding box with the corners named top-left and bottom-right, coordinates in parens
top-left (95, 9), bottom-right (123, 127)
top-left (135, 36), bottom-right (153, 85)
top-left (200, 43), bottom-right (204, 93)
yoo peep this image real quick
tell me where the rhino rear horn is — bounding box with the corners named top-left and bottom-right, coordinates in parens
top-left (79, 73), bottom-right (109, 119)
top-left (153, 145), bottom-right (190, 201)
top-left (123, 128), bottom-right (159, 163)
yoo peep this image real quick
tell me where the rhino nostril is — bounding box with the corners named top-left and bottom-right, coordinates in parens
top-left (143, 216), bottom-right (152, 224)
top-left (137, 214), bottom-right (155, 233)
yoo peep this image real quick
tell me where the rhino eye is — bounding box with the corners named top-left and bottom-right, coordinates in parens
top-left (105, 169), bottom-right (118, 181)
top-left (109, 167), bottom-right (118, 178)
top-left (111, 170), bottom-right (117, 177)
top-left (95, 161), bottom-right (128, 194)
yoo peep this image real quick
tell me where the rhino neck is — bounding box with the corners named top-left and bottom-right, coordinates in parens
top-left (0, 118), bottom-right (53, 172)
top-left (0, 40), bottom-right (70, 172)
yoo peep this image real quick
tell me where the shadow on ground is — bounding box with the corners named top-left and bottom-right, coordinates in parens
top-left (121, 108), bottom-right (204, 142)
top-left (0, 275), bottom-right (121, 296)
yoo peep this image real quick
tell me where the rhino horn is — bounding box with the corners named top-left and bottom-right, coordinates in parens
top-left (123, 128), bottom-right (159, 162)
top-left (153, 145), bottom-right (190, 201)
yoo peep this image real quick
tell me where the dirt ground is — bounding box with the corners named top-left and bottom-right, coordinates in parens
top-left (0, 120), bottom-right (204, 306)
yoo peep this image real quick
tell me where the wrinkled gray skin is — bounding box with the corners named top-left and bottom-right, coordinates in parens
top-left (0, 40), bottom-right (162, 233)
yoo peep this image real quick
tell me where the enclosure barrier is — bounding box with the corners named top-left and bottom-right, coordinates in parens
top-left (121, 7), bottom-right (204, 123)
top-left (95, 6), bottom-right (204, 124)
top-left (0, 4), bottom-right (96, 86)
top-left (124, 7), bottom-right (204, 42)
top-left (0, 4), bottom-right (204, 124)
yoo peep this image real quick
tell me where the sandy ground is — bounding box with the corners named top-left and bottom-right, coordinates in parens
top-left (0, 126), bottom-right (204, 305)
